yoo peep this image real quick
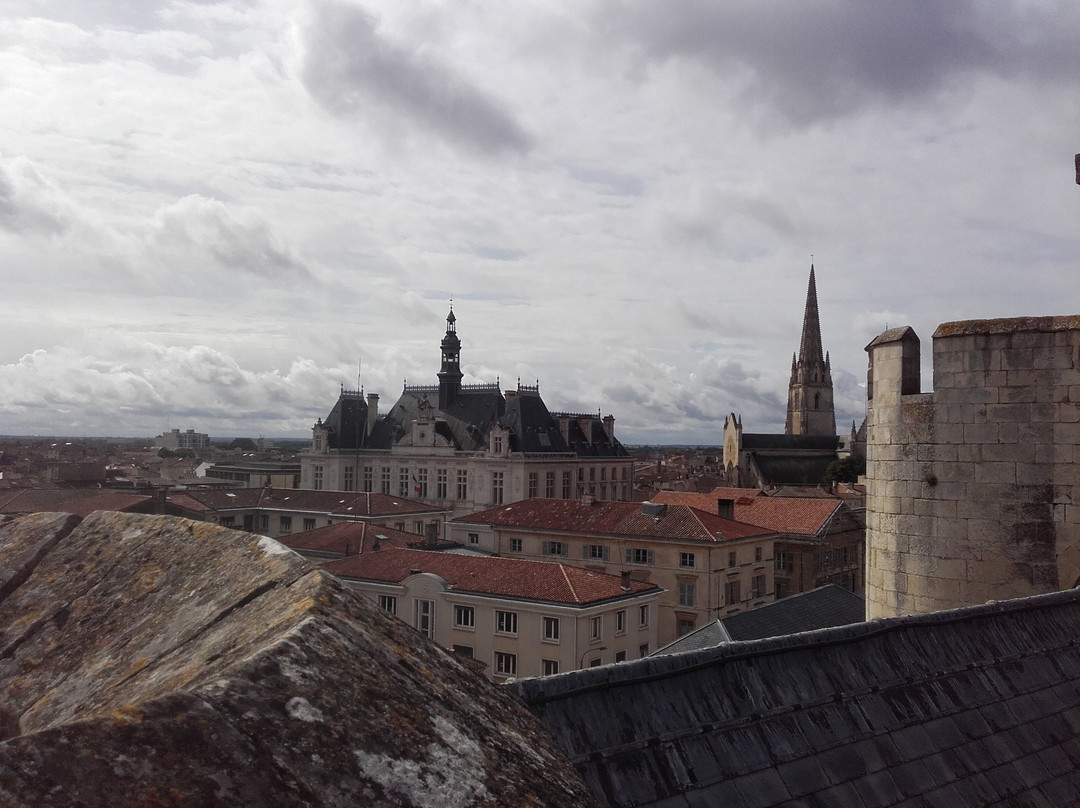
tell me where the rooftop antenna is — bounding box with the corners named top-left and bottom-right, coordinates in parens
top-left (358, 357), bottom-right (362, 394)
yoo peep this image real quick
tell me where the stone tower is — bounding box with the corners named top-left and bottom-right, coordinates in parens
top-left (785, 266), bottom-right (836, 436)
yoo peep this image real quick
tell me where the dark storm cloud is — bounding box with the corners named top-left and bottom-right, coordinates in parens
top-left (298, 1), bottom-right (533, 156)
top-left (599, 0), bottom-right (1080, 125)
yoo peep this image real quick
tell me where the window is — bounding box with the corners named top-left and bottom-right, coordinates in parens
top-left (494, 651), bottom-right (517, 677)
top-left (755, 546), bottom-right (763, 563)
top-left (584, 544), bottom-right (610, 561)
top-left (543, 541), bottom-right (567, 557)
top-left (303, 518), bottom-right (316, 531)
top-left (363, 466), bottom-right (373, 492)
top-left (509, 537), bottom-right (523, 553)
top-left (545, 471), bottom-right (555, 498)
top-left (615, 650), bottom-right (627, 663)
top-left (414, 599), bottom-right (435, 638)
top-left (380, 467), bottom-right (391, 494)
top-left (680, 552), bottom-right (696, 569)
top-left (615, 610), bottom-right (626, 635)
top-left (416, 468), bottom-right (428, 497)
top-left (492, 435), bottom-right (503, 454)
top-left (677, 618), bottom-right (696, 637)
top-left (678, 581), bottom-right (696, 607)
top-left (776, 580), bottom-right (790, 600)
top-left (543, 616), bottom-right (560, 642)
top-left (456, 469), bottom-right (468, 500)
top-left (344, 465), bottom-right (355, 492)
top-left (454, 605), bottom-right (475, 629)
top-left (639, 643), bottom-right (650, 657)
top-left (589, 657), bottom-right (602, 668)
top-left (495, 610), bottom-right (518, 635)
top-left (589, 467), bottom-right (595, 481)
top-left (260, 514), bottom-right (269, 531)
top-left (378, 595), bottom-right (397, 615)
top-left (528, 472), bottom-right (538, 498)
top-left (775, 551), bottom-right (794, 573)
top-left (279, 516), bottom-right (292, 534)
top-left (313, 465), bottom-right (323, 491)
top-left (751, 574), bottom-right (766, 600)
top-left (399, 469), bottom-right (410, 497)
top-left (542, 659), bottom-right (560, 676)
top-left (413, 521), bottom-right (424, 535)
top-left (591, 615), bottom-right (602, 641)
top-left (725, 579), bottom-right (741, 606)
top-left (468, 532), bottom-right (479, 546)
top-left (639, 604), bottom-right (650, 628)
top-left (625, 548), bottom-right (655, 565)
top-left (436, 468), bottom-right (448, 499)
top-left (728, 550), bottom-right (737, 567)
top-left (492, 472), bottom-right (504, 505)
top-left (453, 645), bottom-right (473, 657)
top-left (220, 516), bottom-right (235, 527)
top-left (562, 471), bottom-right (572, 498)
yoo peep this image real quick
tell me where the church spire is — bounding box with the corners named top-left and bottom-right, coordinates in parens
top-left (797, 265), bottom-right (826, 370)
top-left (785, 264), bottom-right (836, 437)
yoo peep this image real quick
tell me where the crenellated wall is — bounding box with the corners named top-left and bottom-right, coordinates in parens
top-left (865, 316), bottom-right (1080, 619)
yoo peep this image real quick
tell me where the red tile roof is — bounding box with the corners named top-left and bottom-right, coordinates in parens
top-left (166, 488), bottom-right (442, 517)
top-left (0, 489), bottom-right (152, 517)
top-left (324, 548), bottom-right (659, 605)
top-left (280, 521), bottom-right (417, 556)
top-left (454, 499), bottom-right (771, 542)
top-left (652, 490), bottom-right (842, 535)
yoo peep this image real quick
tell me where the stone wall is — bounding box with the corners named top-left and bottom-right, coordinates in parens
top-left (865, 316), bottom-right (1080, 619)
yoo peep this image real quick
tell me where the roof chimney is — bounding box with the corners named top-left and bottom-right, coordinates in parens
top-left (717, 498), bottom-right (735, 519)
top-left (621, 570), bottom-right (632, 591)
top-left (425, 522), bottom-right (440, 546)
top-left (366, 393), bottom-right (379, 436)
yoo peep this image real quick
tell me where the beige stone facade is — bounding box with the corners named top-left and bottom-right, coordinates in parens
top-left (865, 316), bottom-right (1080, 619)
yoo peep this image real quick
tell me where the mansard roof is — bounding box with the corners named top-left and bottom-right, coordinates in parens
top-left (739, 433), bottom-right (839, 452)
top-left (455, 499), bottom-right (771, 542)
top-left (324, 547), bottom-right (659, 605)
top-left (510, 587), bottom-right (1080, 808)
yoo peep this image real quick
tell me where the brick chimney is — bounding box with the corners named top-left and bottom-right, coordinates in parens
top-left (717, 498), bottom-right (735, 519)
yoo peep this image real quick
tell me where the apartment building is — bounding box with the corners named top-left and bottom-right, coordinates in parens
top-left (324, 548), bottom-right (661, 680)
top-left (450, 498), bottom-right (778, 646)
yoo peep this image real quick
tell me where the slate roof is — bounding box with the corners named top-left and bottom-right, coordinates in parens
top-left (165, 488), bottom-right (441, 518)
top-left (454, 499), bottom-right (772, 543)
top-left (751, 453), bottom-right (837, 487)
top-left (652, 490), bottom-right (843, 536)
top-left (740, 433), bottom-right (840, 452)
top-left (510, 587), bottom-right (1080, 808)
top-left (655, 585), bottom-right (866, 654)
top-left (324, 547), bottom-right (660, 605)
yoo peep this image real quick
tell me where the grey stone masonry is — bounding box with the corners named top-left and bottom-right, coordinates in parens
top-left (865, 316), bottom-right (1080, 619)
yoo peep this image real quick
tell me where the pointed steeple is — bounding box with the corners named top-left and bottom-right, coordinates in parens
top-left (785, 265), bottom-right (836, 436)
top-left (798, 265), bottom-right (826, 370)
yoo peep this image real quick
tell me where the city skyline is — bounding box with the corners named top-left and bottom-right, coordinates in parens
top-left (1, 1), bottom-right (1078, 443)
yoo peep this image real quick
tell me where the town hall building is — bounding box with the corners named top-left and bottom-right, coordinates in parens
top-left (300, 308), bottom-right (633, 516)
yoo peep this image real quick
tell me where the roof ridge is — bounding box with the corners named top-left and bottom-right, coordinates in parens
top-left (559, 563), bottom-right (579, 603)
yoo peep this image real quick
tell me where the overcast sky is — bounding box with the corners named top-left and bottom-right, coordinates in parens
top-left (1, 1), bottom-right (1078, 444)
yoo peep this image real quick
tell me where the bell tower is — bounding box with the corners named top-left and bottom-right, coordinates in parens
top-left (785, 265), bottom-right (836, 436)
top-left (438, 306), bottom-right (463, 409)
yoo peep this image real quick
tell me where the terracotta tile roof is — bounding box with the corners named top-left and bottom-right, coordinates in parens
top-left (0, 489), bottom-right (152, 516)
top-left (652, 490), bottom-right (842, 536)
top-left (279, 521), bottom-right (417, 557)
top-left (324, 548), bottom-right (659, 605)
top-left (166, 488), bottom-right (441, 517)
top-left (453, 499), bottom-right (771, 542)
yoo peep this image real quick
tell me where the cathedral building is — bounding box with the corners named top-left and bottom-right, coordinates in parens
top-left (300, 308), bottom-right (633, 516)
top-left (723, 266), bottom-right (845, 489)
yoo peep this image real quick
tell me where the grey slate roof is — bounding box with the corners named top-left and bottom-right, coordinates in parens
top-left (751, 453), bottom-right (836, 486)
top-left (655, 585), bottom-right (866, 655)
top-left (510, 587), bottom-right (1080, 808)
top-left (740, 434), bottom-right (840, 452)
